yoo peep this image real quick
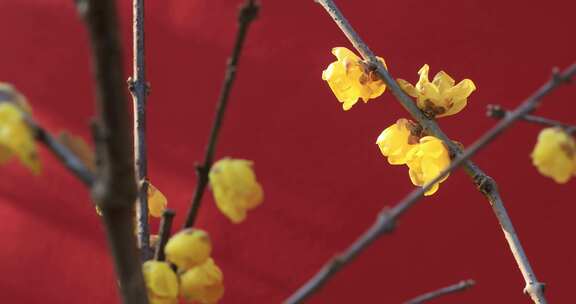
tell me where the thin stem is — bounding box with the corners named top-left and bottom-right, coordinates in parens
top-left (28, 120), bottom-right (95, 186)
top-left (288, 1), bottom-right (576, 303)
top-left (77, 0), bottom-right (148, 303)
top-left (487, 104), bottom-right (576, 133)
top-left (183, 0), bottom-right (259, 228)
top-left (128, 0), bottom-right (151, 260)
top-left (404, 280), bottom-right (476, 304)
top-left (154, 209), bottom-right (175, 261)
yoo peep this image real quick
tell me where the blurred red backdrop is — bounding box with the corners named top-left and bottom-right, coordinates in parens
top-left (0, 0), bottom-right (575, 303)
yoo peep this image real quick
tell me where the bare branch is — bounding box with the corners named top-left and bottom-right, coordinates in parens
top-left (286, 1), bottom-right (576, 303)
top-left (154, 209), bottom-right (175, 261)
top-left (183, 0), bottom-right (260, 228)
top-left (77, 0), bottom-right (148, 303)
top-left (487, 104), bottom-right (576, 133)
top-left (128, 0), bottom-right (152, 260)
top-left (404, 280), bottom-right (475, 304)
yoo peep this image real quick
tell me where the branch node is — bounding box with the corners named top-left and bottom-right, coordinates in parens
top-left (524, 282), bottom-right (546, 298)
top-left (239, 0), bottom-right (260, 23)
top-left (127, 77), bottom-right (135, 92)
top-left (377, 210), bottom-right (396, 233)
top-left (474, 174), bottom-right (496, 195)
top-left (486, 104), bottom-right (506, 119)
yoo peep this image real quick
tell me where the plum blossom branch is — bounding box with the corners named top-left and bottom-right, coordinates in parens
top-left (128, 0), bottom-right (152, 260)
top-left (487, 104), bottom-right (576, 133)
top-left (154, 209), bottom-right (175, 261)
top-left (76, 0), bottom-right (148, 303)
top-left (404, 279), bottom-right (476, 304)
top-left (183, 0), bottom-right (259, 228)
top-left (286, 1), bottom-right (576, 303)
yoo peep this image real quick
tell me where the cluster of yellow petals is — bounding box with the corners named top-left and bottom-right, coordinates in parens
top-left (209, 158), bottom-right (263, 223)
top-left (142, 261), bottom-right (179, 304)
top-left (159, 229), bottom-right (225, 303)
top-left (148, 182), bottom-right (168, 218)
top-left (322, 47), bottom-right (387, 110)
top-left (531, 127), bottom-right (576, 183)
top-left (397, 64), bottom-right (476, 118)
top-left (377, 119), bottom-right (450, 195)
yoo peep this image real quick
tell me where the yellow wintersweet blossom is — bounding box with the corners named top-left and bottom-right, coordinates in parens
top-left (180, 258), bottom-right (224, 304)
top-left (0, 102), bottom-right (40, 174)
top-left (165, 228), bottom-right (212, 271)
top-left (148, 182), bottom-right (168, 218)
top-left (209, 158), bottom-right (263, 223)
top-left (405, 136), bottom-right (451, 196)
top-left (397, 64), bottom-right (476, 118)
top-left (322, 47), bottom-right (387, 110)
top-left (376, 118), bottom-right (418, 165)
top-left (531, 127), bottom-right (576, 183)
top-left (142, 260), bottom-right (179, 304)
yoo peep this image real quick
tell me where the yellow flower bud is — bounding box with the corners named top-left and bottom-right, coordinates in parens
top-left (322, 47), bottom-right (387, 110)
top-left (148, 182), bottom-right (168, 218)
top-left (376, 119), bottom-right (418, 165)
top-left (0, 102), bottom-right (40, 174)
top-left (406, 136), bottom-right (450, 196)
top-left (397, 64), bottom-right (476, 118)
top-left (531, 127), bottom-right (576, 183)
top-left (142, 260), bottom-right (179, 304)
top-left (209, 158), bottom-right (263, 223)
top-left (180, 258), bottom-right (224, 304)
top-left (165, 228), bottom-right (212, 271)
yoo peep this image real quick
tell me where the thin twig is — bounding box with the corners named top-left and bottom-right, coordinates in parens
top-left (128, 0), bottom-right (152, 260)
top-left (76, 1), bottom-right (149, 303)
top-left (154, 209), bottom-right (175, 261)
top-left (404, 280), bottom-right (476, 304)
top-left (28, 120), bottom-right (95, 186)
top-left (288, 1), bottom-right (576, 303)
top-left (183, 0), bottom-right (259, 228)
top-left (487, 104), bottom-right (576, 133)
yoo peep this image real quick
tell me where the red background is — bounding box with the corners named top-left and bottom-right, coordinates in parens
top-left (0, 0), bottom-right (574, 303)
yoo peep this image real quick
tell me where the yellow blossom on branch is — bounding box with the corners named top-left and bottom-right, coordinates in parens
top-left (0, 102), bottom-right (40, 174)
top-left (397, 64), bottom-right (476, 118)
top-left (322, 47), bottom-right (387, 110)
top-left (531, 127), bottom-right (576, 183)
top-left (142, 260), bottom-right (179, 304)
top-left (209, 158), bottom-right (263, 223)
top-left (376, 118), bottom-right (418, 165)
top-left (165, 228), bottom-right (212, 271)
top-left (405, 136), bottom-right (451, 196)
top-left (148, 182), bottom-right (168, 218)
top-left (180, 258), bottom-right (225, 304)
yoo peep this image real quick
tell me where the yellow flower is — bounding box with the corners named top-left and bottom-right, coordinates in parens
top-left (531, 127), bottom-right (576, 183)
top-left (405, 136), bottom-right (450, 196)
top-left (322, 47), bottom-right (387, 110)
top-left (397, 64), bottom-right (476, 118)
top-left (148, 182), bottom-right (168, 218)
top-left (142, 260), bottom-right (179, 304)
top-left (376, 118), bottom-right (419, 165)
top-left (209, 158), bottom-right (263, 223)
top-left (180, 258), bottom-right (224, 304)
top-left (0, 102), bottom-right (40, 174)
top-left (165, 228), bottom-right (212, 271)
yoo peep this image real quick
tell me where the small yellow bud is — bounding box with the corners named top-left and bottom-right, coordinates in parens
top-left (209, 158), bottom-right (263, 223)
top-left (531, 127), bottom-right (576, 183)
top-left (322, 47), bottom-right (387, 110)
top-left (0, 102), bottom-right (40, 174)
top-left (148, 182), bottom-right (168, 218)
top-left (180, 258), bottom-right (224, 304)
top-left (165, 228), bottom-right (212, 271)
top-left (406, 136), bottom-right (451, 196)
top-left (376, 119), bottom-right (418, 165)
top-left (142, 260), bottom-right (179, 304)
top-left (397, 64), bottom-right (476, 118)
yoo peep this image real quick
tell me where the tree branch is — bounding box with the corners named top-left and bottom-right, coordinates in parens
top-left (286, 1), bottom-right (576, 303)
top-left (487, 104), bottom-right (576, 133)
top-left (404, 279), bottom-right (475, 304)
top-left (77, 0), bottom-right (148, 303)
top-left (154, 209), bottom-right (175, 261)
top-left (128, 0), bottom-right (152, 260)
top-left (183, 0), bottom-right (259, 228)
